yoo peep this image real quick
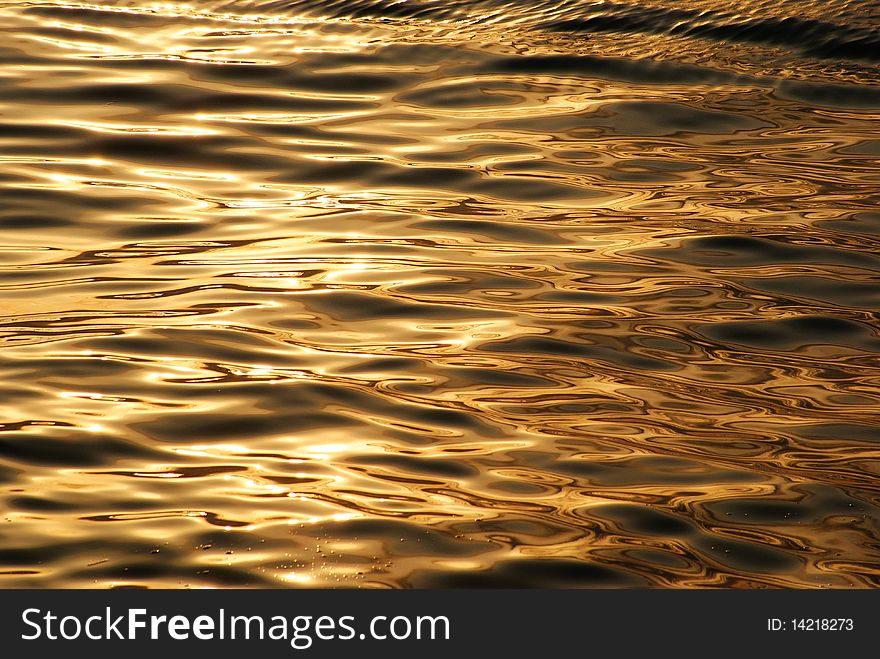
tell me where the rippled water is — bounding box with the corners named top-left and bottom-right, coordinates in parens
top-left (1, 0), bottom-right (879, 588)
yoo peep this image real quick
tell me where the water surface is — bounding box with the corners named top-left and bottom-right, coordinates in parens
top-left (1, 0), bottom-right (879, 588)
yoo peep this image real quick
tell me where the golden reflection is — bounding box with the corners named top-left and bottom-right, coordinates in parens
top-left (0, 0), bottom-right (879, 589)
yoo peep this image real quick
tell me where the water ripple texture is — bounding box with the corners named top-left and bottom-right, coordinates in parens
top-left (0, 0), bottom-right (879, 588)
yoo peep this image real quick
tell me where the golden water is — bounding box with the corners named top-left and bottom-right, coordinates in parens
top-left (1, 0), bottom-right (879, 588)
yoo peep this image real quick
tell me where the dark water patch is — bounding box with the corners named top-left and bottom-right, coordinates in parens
top-left (691, 535), bottom-right (800, 572)
top-left (700, 316), bottom-right (880, 351)
top-left (645, 235), bottom-right (880, 269)
top-left (398, 80), bottom-right (534, 109)
top-left (6, 496), bottom-right (82, 512)
top-left (302, 290), bottom-right (508, 321)
top-left (491, 101), bottom-right (768, 137)
top-left (187, 60), bottom-right (416, 94)
top-left (555, 456), bottom-right (765, 487)
top-left (0, 539), bottom-right (164, 568)
top-left (135, 411), bottom-right (359, 442)
top-left (479, 336), bottom-right (679, 371)
top-left (838, 141), bottom-right (880, 156)
top-left (0, 464), bottom-right (21, 485)
top-left (413, 219), bottom-right (568, 245)
top-left (151, 380), bottom-right (510, 438)
top-left (775, 79), bottom-right (880, 109)
top-left (738, 276), bottom-right (880, 309)
top-left (541, 1), bottom-right (880, 64)
top-left (591, 503), bottom-right (695, 536)
top-left (410, 557), bottom-right (649, 587)
top-left (0, 432), bottom-right (164, 467)
top-left (295, 383), bottom-right (504, 434)
top-left (346, 454), bottom-right (478, 478)
top-left (118, 221), bottom-right (206, 239)
top-left (22, 5), bottom-right (185, 26)
top-left (409, 141), bottom-right (542, 165)
top-left (398, 268), bottom-right (542, 295)
top-left (535, 289), bottom-right (623, 304)
top-left (486, 479), bottom-right (551, 495)
top-left (817, 212), bottom-right (880, 235)
top-left (592, 503), bottom-right (801, 572)
top-left (0, 123), bottom-right (82, 140)
top-left (6, 83), bottom-right (375, 116)
top-left (472, 53), bottom-right (756, 86)
top-left (0, 215), bottom-right (73, 230)
top-left (320, 519), bottom-right (495, 557)
top-left (1, 187), bottom-right (167, 213)
top-left (621, 548), bottom-right (692, 569)
top-left (273, 160), bottom-right (468, 186)
top-left (790, 423), bottom-right (880, 443)
top-left (703, 484), bottom-right (878, 524)
top-left (593, 102), bottom-right (769, 136)
top-left (83, 329), bottom-right (300, 366)
top-left (337, 357), bottom-right (426, 374)
top-left (6, 356), bottom-right (139, 381)
top-left (470, 177), bottom-right (597, 202)
top-left (431, 365), bottom-right (561, 389)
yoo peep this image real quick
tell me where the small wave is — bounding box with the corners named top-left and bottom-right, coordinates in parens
top-left (540, 1), bottom-right (880, 63)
